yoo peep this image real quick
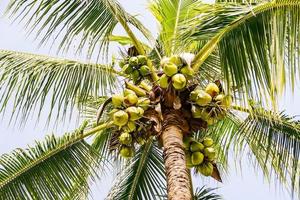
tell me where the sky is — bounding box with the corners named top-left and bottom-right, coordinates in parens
top-left (0, 0), bottom-right (300, 199)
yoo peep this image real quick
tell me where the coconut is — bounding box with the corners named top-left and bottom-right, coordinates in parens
top-left (113, 110), bottom-right (129, 127)
top-left (137, 55), bottom-right (147, 65)
top-left (185, 152), bottom-right (194, 168)
top-left (120, 146), bottom-right (134, 158)
top-left (191, 105), bottom-right (202, 118)
top-left (124, 89), bottom-right (136, 96)
top-left (126, 121), bottom-right (137, 132)
top-left (205, 83), bottom-right (219, 97)
top-left (183, 136), bottom-right (193, 150)
top-left (169, 55), bottom-right (182, 66)
top-left (112, 94), bottom-right (124, 108)
top-left (126, 106), bottom-right (143, 121)
top-left (197, 162), bottom-right (214, 176)
top-left (124, 93), bottom-right (138, 106)
top-left (191, 152), bottom-right (205, 165)
top-left (119, 132), bottom-right (132, 145)
top-left (159, 74), bottom-right (169, 89)
top-left (195, 90), bottom-right (212, 106)
top-left (163, 63), bottom-right (178, 77)
top-left (122, 64), bottom-right (134, 74)
top-left (137, 97), bottom-right (150, 110)
top-left (214, 94), bottom-right (224, 103)
top-left (190, 141), bottom-right (205, 152)
top-left (203, 137), bottom-right (214, 147)
top-left (139, 65), bottom-right (150, 76)
top-left (129, 56), bottom-right (139, 66)
top-left (203, 147), bottom-right (216, 160)
top-left (137, 107), bottom-right (145, 116)
top-left (172, 73), bottom-right (186, 90)
top-left (131, 70), bottom-right (140, 82)
top-left (180, 66), bottom-right (195, 76)
top-left (190, 91), bottom-right (199, 102)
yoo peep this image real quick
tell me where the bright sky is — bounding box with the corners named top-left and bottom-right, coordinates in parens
top-left (1, 0), bottom-right (300, 199)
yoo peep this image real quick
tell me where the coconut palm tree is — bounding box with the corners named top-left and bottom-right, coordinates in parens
top-left (0, 0), bottom-right (300, 199)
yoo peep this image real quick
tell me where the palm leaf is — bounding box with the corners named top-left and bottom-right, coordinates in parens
top-left (106, 139), bottom-right (166, 200)
top-left (185, 1), bottom-right (300, 105)
top-left (4, 0), bottom-right (150, 58)
top-left (193, 186), bottom-right (222, 200)
top-left (0, 50), bottom-right (118, 123)
top-left (234, 108), bottom-right (300, 196)
top-left (149, 0), bottom-right (204, 56)
top-left (0, 122), bottom-right (104, 200)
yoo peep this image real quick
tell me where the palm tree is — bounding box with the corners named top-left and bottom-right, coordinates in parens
top-left (0, 0), bottom-right (300, 199)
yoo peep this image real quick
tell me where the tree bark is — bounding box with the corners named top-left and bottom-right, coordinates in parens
top-left (162, 113), bottom-right (192, 200)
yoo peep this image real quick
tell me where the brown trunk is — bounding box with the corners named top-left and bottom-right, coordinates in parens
top-left (162, 113), bottom-right (192, 200)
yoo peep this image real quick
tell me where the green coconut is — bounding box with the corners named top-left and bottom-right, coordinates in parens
top-left (139, 65), bottom-right (150, 76)
top-left (159, 74), bottom-right (169, 89)
top-left (122, 64), bottom-right (134, 74)
top-left (129, 56), bottom-right (139, 66)
top-left (137, 55), bottom-right (147, 65)
top-left (191, 105), bottom-right (203, 119)
top-left (205, 83), bottom-right (219, 97)
top-left (172, 73), bottom-right (186, 90)
top-left (120, 146), bottom-right (134, 158)
top-left (203, 147), bottom-right (216, 160)
top-left (112, 94), bottom-right (124, 108)
top-left (119, 132), bottom-right (132, 145)
top-left (191, 152), bottom-right (205, 165)
top-left (126, 106), bottom-right (143, 121)
top-left (195, 90), bottom-right (212, 106)
top-left (197, 162), bottom-right (214, 176)
top-left (163, 63), bottom-right (178, 77)
top-left (124, 93), bottom-right (138, 106)
top-left (137, 97), bottom-right (150, 110)
top-left (203, 137), bottom-right (214, 147)
top-left (180, 66), bottom-right (195, 76)
top-left (190, 141), bottom-right (205, 152)
top-left (113, 110), bottom-right (129, 127)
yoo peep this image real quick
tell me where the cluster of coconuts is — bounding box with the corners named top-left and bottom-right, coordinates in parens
top-left (111, 82), bottom-right (152, 158)
top-left (159, 55), bottom-right (195, 90)
top-left (190, 83), bottom-right (232, 126)
top-left (184, 136), bottom-right (216, 176)
top-left (119, 55), bottom-right (150, 83)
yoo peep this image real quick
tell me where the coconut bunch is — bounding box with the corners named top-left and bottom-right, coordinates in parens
top-left (159, 55), bottom-right (195, 90)
top-left (184, 136), bottom-right (217, 177)
top-left (110, 82), bottom-right (152, 158)
top-left (190, 83), bottom-right (232, 126)
top-left (119, 55), bottom-right (150, 83)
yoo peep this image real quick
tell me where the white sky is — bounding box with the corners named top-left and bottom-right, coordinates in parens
top-left (1, 0), bottom-right (300, 199)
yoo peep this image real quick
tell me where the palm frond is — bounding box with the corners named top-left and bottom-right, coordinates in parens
top-left (4, 0), bottom-right (151, 58)
top-left (185, 1), bottom-right (300, 106)
top-left (0, 50), bottom-right (118, 123)
top-left (149, 0), bottom-right (205, 56)
top-left (0, 122), bottom-right (101, 200)
top-left (106, 139), bottom-right (166, 200)
top-left (193, 186), bottom-right (222, 200)
top-left (234, 108), bottom-right (300, 196)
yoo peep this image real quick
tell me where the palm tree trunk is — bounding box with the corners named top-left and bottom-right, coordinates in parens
top-left (162, 115), bottom-right (192, 200)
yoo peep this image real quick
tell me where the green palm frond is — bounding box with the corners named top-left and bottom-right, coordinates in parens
top-left (4, 0), bottom-right (150, 58)
top-left (185, 0), bottom-right (300, 105)
top-left (193, 186), bottom-right (222, 200)
top-left (149, 0), bottom-right (205, 56)
top-left (0, 122), bottom-right (103, 200)
top-left (106, 139), bottom-right (166, 200)
top-left (234, 108), bottom-right (300, 196)
top-left (0, 50), bottom-right (118, 122)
